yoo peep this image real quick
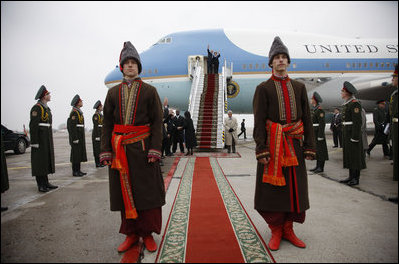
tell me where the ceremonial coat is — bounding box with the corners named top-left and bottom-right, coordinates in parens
top-left (342, 99), bottom-right (366, 170)
top-left (67, 107), bottom-right (87, 163)
top-left (92, 111), bottom-right (103, 161)
top-left (29, 101), bottom-right (55, 176)
top-left (312, 105), bottom-right (329, 161)
top-left (101, 78), bottom-right (165, 211)
top-left (253, 76), bottom-right (315, 213)
top-left (390, 89), bottom-right (398, 180)
top-left (224, 116), bottom-right (238, 146)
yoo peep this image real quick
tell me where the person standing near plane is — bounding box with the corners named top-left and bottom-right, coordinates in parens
top-left (310, 92), bottom-right (328, 173)
top-left (183, 111), bottom-right (197, 155)
top-left (29, 85), bottom-right (58, 192)
top-left (224, 110), bottom-right (238, 153)
top-left (67, 94), bottom-right (87, 177)
top-left (100, 41), bottom-right (165, 253)
top-left (367, 100), bottom-right (390, 158)
top-left (338, 82), bottom-right (366, 186)
top-left (389, 65), bottom-right (398, 181)
top-left (172, 109), bottom-right (185, 154)
top-left (238, 119), bottom-right (247, 139)
top-left (92, 100), bottom-right (104, 167)
top-left (252, 36), bottom-right (315, 251)
top-left (330, 108), bottom-right (343, 148)
top-left (212, 50), bottom-right (221, 74)
top-left (207, 44), bottom-right (214, 74)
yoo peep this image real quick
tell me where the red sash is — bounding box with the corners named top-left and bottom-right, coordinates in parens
top-left (263, 120), bottom-right (304, 186)
top-left (111, 124), bottom-right (151, 219)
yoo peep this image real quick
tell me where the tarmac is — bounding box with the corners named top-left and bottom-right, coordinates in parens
top-left (1, 130), bottom-right (398, 263)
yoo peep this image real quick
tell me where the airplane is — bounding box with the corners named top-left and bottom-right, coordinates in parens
top-left (104, 28), bottom-right (398, 115)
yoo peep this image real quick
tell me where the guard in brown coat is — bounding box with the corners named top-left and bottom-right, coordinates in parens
top-left (253, 36), bottom-right (316, 251)
top-left (100, 41), bottom-right (165, 253)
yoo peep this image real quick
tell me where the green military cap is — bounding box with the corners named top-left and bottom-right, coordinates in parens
top-left (343, 81), bottom-right (358, 95)
top-left (35, 85), bottom-right (49, 100)
top-left (312, 91), bottom-right (323, 104)
top-left (376, 99), bottom-right (385, 104)
top-left (71, 94), bottom-right (81, 106)
top-left (93, 100), bottom-right (102, 109)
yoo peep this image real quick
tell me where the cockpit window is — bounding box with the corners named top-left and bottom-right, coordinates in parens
top-left (155, 37), bottom-right (172, 45)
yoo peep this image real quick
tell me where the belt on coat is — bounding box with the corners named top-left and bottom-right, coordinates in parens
top-left (111, 124), bottom-right (151, 219)
top-left (313, 123), bottom-right (319, 126)
top-left (76, 124), bottom-right (84, 127)
top-left (343, 121), bottom-right (353, 125)
top-left (39, 123), bottom-right (51, 127)
top-left (263, 120), bottom-right (304, 186)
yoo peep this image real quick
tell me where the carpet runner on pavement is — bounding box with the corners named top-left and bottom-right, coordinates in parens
top-left (156, 157), bottom-right (274, 263)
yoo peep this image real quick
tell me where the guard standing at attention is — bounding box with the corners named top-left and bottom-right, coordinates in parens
top-left (92, 100), bottom-right (104, 167)
top-left (389, 65), bottom-right (398, 181)
top-left (29, 85), bottom-right (57, 192)
top-left (309, 92), bottom-right (328, 173)
top-left (67, 94), bottom-right (87, 176)
top-left (100, 41), bottom-right (165, 253)
top-left (252, 36), bottom-right (315, 251)
top-left (339, 81), bottom-right (366, 186)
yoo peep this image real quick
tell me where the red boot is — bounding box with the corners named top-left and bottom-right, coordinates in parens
top-left (117, 234), bottom-right (139, 253)
top-left (267, 224), bottom-right (283, 251)
top-left (143, 235), bottom-right (157, 252)
top-left (282, 221), bottom-right (306, 248)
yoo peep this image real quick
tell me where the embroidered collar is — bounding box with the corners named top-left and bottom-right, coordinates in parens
top-left (271, 73), bottom-right (290, 82)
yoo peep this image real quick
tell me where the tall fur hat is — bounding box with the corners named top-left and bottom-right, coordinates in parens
top-left (119, 41), bottom-right (142, 74)
top-left (268, 36), bottom-right (291, 67)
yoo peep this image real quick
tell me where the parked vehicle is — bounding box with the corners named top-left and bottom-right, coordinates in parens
top-left (1, 124), bottom-right (30, 154)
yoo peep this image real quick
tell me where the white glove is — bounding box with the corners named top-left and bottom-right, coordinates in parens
top-left (73, 140), bottom-right (79, 144)
top-left (95, 137), bottom-right (100, 141)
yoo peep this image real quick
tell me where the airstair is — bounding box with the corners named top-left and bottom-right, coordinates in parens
top-left (188, 58), bottom-right (233, 150)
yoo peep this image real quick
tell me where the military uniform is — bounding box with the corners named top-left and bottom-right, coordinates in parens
top-left (67, 94), bottom-right (87, 176)
top-left (390, 67), bottom-right (398, 181)
top-left (310, 92), bottom-right (328, 173)
top-left (1, 133), bottom-right (9, 211)
top-left (92, 100), bottom-right (103, 167)
top-left (339, 82), bottom-right (366, 186)
top-left (29, 85), bottom-right (57, 192)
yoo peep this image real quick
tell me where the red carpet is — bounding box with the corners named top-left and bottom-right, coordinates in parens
top-left (185, 157), bottom-right (244, 262)
top-left (199, 74), bottom-right (216, 149)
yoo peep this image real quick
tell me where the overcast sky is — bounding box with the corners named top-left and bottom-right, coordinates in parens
top-left (1, 1), bottom-right (398, 131)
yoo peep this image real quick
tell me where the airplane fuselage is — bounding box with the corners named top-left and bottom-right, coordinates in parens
top-left (105, 29), bottom-right (398, 113)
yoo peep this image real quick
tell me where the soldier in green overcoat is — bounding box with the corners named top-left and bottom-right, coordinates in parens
top-left (339, 81), bottom-right (366, 186)
top-left (67, 94), bottom-right (87, 176)
top-left (92, 100), bottom-right (104, 167)
top-left (1, 132), bottom-right (10, 211)
top-left (310, 92), bottom-right (329, 173)
top-left (390, 65), bottom-right (398, 181)
top-left (29, 85), bottom-right (57, 192)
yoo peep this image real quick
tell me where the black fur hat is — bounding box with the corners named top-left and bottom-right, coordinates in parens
top-left (119, 41), bottom-right (142, 74)
top-left (268, 36), bottom-right (291, 67)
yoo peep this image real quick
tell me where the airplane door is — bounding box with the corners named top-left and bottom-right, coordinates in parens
top-left (188, 55), bottom-right (206, 78)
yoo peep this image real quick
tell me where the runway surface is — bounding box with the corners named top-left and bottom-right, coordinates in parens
top-left (1, 131), bottom-right (397, 263)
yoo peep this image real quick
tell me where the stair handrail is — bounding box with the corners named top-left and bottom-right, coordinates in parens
top-left (188, 60), bottom-right (202, 115)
